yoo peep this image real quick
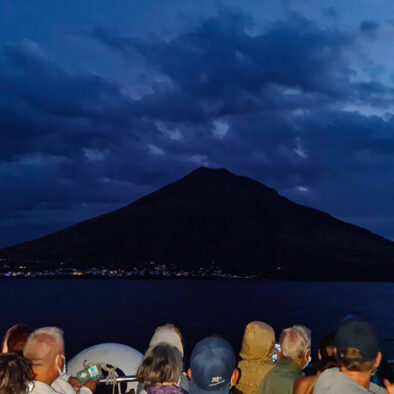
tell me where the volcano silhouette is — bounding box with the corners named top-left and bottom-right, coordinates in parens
top-left (1, 167), bottom-right (394, 280)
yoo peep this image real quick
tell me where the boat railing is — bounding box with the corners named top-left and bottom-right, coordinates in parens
top-left (98, 375), bottom-right (138, 384)
top-left (96, 363), bottom-right (394, 383)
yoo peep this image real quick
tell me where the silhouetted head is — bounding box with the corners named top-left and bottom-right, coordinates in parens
top-left (23, 327), bottom-right (65, 386)
top-left (278, 325), bottom-right (311, 369)
top-left (149, 324), bottom-right (184, 356)
top-left (188, 336), bottom-right (239, 394)
top-left (2, 324), bottom-right (33, 355)
top-left (137, 343), bottom-right (183, 387)
top-left (317, 332), bottom-right (337, 371)
top-left (335, 319), bottom-right (381, 374)
top-left (0, 352), bottom-right (34, 394)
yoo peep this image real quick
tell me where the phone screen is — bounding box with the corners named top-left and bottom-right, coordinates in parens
top-left (272, 343), bottom-right (281, 363)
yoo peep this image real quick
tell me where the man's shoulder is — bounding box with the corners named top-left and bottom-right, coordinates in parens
top-left (270, 361), bottom-right (302, 379)
top-left (258, 363), bottom-right (298, 394)
top-left (314, 368), bottom-right (384, 394)
top-left (52, 376), bottom-right (76, 394)
top-left (369, 382), bottom-right (388, 394)
top-left (314, 368), bottom-right (348, 393)
top-left (31, 381), bottom-right (60, 394)
top-left (259, 365), bottom-right (279, 387)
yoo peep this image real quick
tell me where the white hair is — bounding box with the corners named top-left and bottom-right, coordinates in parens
top-left (25, 327), bottom-right (64, 349)
top-left (279, 325), bottom-right (311, 361)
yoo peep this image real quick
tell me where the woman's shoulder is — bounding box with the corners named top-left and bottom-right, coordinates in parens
top-left (147, 384), bottom-right (187, 394)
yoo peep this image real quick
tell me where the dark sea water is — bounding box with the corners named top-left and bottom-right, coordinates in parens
top-left (1, 279), bottom-right (393, 362)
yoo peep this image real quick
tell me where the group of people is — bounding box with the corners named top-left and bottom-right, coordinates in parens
top-left (0, 319), bottom-right (393, 394)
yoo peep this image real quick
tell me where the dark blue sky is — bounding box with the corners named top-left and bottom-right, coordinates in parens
top-left (2, 0), bottom-right (394, 247)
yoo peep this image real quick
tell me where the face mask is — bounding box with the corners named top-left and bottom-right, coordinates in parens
top-left (302, 350), bottom-right (312, 370)
top-left (26, 381), bottom-right (35, 393)
top-left (303, 356), bottom-right (312, 370)
top-left (56, 354), bottom-right (66, 377)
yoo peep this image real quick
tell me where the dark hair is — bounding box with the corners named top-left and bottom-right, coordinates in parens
top-left (0, 353), bottom-right (34, 394)
top-left (3, 325), bottom-right (33, 356)
top-left (137, 343), bottom-right (183, 387)
top-left (317, 332), bottom-right (337, 372)
top-left (336, 348), bottom-right (376, 372)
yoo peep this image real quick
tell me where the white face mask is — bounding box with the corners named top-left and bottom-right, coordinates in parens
top-left (303, 354), bottom-right (312, 370)
top-left (301, 348), bottom-right (312, 370)
top-left (56, 354), bottom-right (66, 377)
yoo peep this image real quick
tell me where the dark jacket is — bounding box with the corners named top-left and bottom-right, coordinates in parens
top-left (146, 385), bottom-right (186, 394)
top-left (257, 359), bottom-right (303, 394)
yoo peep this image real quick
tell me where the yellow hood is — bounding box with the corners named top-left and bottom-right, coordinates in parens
top-left (236, 321), bottom-right (275, 394)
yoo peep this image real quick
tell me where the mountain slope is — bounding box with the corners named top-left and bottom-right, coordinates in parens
top-left (1, 167), bottom-right (394, 280)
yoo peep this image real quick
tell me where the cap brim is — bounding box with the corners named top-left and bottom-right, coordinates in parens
top-left (189, 380), bottom-right (231, 394)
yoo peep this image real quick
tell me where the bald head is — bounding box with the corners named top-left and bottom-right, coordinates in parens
top-left (24, 327), bottom-right (64, 385)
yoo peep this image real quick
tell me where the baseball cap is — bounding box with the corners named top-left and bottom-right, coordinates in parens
top-left (189, 337), bottom-right (236, 394)
top-left (335, 319), bottom-right (379, 362)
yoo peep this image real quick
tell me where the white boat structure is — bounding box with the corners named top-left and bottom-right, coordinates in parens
top-left (68, 343), bottom-right (143, 394)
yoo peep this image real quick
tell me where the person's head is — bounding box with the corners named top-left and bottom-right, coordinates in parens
top-left (278, 325), bottom-right (311, 368)
top-left (137, 343), bottom-right (183, 387)
top-left (149, 324), bottom-right (184, 357)
top-left (0, 352), bottom-right (35, 394)
top-left (317, 332), bottom-right (337, 371)
top-left (334, 319), bottom-right (381, 374)
top-left (239, 321), bottom-right (275, 362)
top-left (23, 327), bottom-right (65, 386)
top-left (2, 324), bottom-right (33, 355)
top-left (188, 337), bottom-right (239, 394)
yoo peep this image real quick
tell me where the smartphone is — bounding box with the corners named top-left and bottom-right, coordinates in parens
top-left (77, 364), bottom-right (104, 385)
top-left (272, 343), bottom-right (281, 363)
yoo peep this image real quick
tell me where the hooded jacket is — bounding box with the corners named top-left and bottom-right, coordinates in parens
top-left (235, 321), bottom-right (275, 394)
top-left (313, 368), bottom-right (387, 394)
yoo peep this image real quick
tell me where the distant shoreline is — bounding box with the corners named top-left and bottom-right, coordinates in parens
top-left (2, 276), bottom-right (394, 283)
top-left (0, 274), bottom-right (259, 280)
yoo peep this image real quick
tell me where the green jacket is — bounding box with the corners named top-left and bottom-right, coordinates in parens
top-left (258, 359), bottom-right (303, 394)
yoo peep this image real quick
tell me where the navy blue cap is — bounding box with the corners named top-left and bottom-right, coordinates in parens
top-left (189, 337), bottom-right (236, 394)
top-left (335, 319), bottom-right (379, 362)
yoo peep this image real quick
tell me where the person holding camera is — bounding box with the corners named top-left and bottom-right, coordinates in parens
top-left (258, 325), bottom-right (311, 394)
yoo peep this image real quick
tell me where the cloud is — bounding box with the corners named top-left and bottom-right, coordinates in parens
top-left (148, 144), bottom-right (166, 156)
top-left (155, 120), bottom-right (184, 142)
top-left (323, 7), bottom-right (337, 18)
top-left (90, 26), bottom-right (134, 52)
top-left (212, 120), bottom-right (229, 139)
top-left (360, 20), bottom-right (380, 38)
top-left (93, 11), bottom-right (354, 102)
top-left (2, 8), bottom-right (394, 247)
top-left (83, 148), bottom-right (106, 162)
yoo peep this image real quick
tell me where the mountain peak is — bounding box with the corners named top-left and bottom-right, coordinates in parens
top-left (190, 166), bottom-right (232, 175)
top-left (1, 167), bottom-right (394, 280)
top-left (136, 166), bottom-right (278, 206)
top-left (183, 166), bottom-right (236, 182)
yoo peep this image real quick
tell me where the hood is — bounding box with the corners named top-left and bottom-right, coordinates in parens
top-left (236, 322), bottom-right (275, 394)
top-left (239, 321), bottom-right (275, 361)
